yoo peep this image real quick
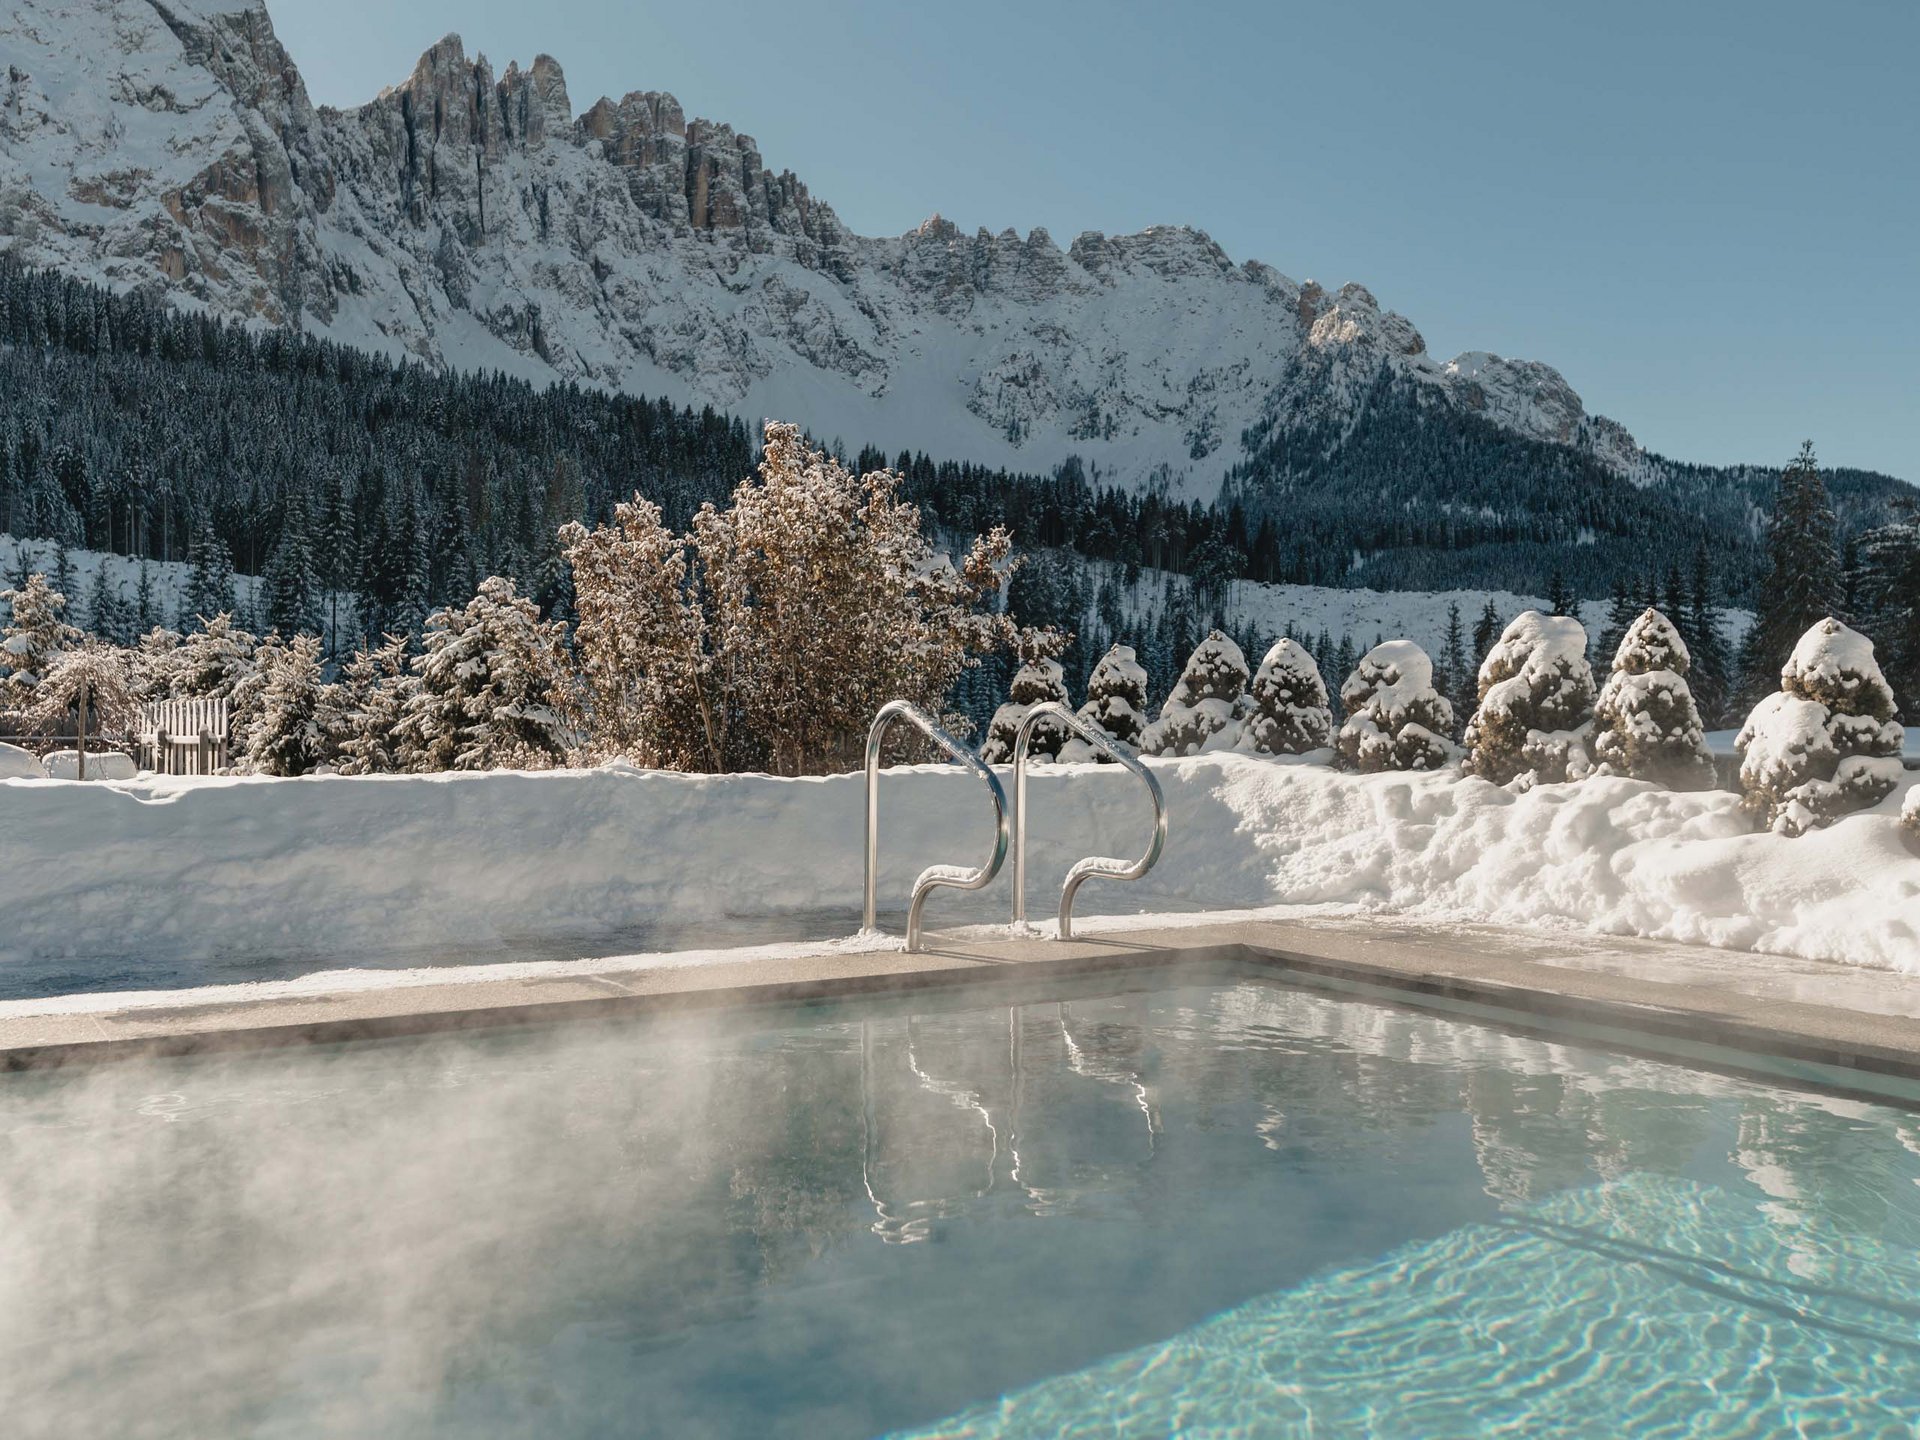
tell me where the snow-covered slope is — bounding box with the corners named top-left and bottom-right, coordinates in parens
top-left (1, 533), bottom-right (260, 633)
top-left (0, 0), bottom-right (1646, 499)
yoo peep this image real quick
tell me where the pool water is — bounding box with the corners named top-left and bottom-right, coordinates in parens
top-left (4, 968), bottom-right (1919, 1437)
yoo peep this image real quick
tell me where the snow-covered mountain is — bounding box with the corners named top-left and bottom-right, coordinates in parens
top-left (0, 0), bottom-right (1646, 498)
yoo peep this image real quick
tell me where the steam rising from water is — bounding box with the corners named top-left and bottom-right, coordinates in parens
top-left (3, 976), bottom-right (1918, 1437)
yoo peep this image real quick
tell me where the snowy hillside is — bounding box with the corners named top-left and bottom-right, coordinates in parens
top-left (0, 0), bottom-right (1647, 500)
top-left (1158, 570), bottom-right (1752, 664)
top-left (1, 533), bottom-right (260, 635)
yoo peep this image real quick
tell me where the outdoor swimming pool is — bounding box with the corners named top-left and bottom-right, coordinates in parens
top-left (3, 965), bottom-right (1917, 1437)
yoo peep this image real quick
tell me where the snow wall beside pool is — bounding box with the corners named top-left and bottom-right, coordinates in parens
top-left (1, 754), bottom-right (1915, 973)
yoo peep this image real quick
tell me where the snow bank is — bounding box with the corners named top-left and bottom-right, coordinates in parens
top-left (0, 743), bottom-right (38, 779)
top-left (2, 755), bottom-right (1917, 977)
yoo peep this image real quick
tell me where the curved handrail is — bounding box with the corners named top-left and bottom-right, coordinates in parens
top-left (864, 699), bottom-right (1010, 953)
top-left (1011, 701), bottom-right (1168, 939)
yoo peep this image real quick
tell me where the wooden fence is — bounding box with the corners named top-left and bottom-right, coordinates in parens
top-left (136, 698), bottom-right (231, 776)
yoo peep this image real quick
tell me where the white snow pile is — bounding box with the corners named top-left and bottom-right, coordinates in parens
top-left (0, 743), bottom-right (40, 779)
top-left (2, 753), bottom-right (1917, 978)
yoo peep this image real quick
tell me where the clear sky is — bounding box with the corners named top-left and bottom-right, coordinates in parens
top-left (269, 0), bottom-right (1916, 481)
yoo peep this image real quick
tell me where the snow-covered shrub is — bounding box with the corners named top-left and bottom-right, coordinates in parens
top-left (1903, 785), bottom-right (1920, 851)
top-left (1334, 640), bottom-right (1455, 772)
top-left (1059, 643), bottom-right (1149, 762)
top-left (28, 644), bottom-right (138, 740)
top-left (981, 654), bottom-right (1071, 763)
top-left (1143, 630), bottom-right (1253, 757)
top-left (562, 422), bottom-right (1018, 774)
top-left (327, 634), bottom-right (414, 776)
top-left (1462, 611), bottom-right (1597, 787)
top-left (1238, 638), bottom-right (1332, 756)
top-left (242, 632), bottom-right (329, 777)
top-left (1, 573), bottom-right (80, 714)
top-left (1736, 617), bottom-right (1903, 835)
top-left (396, 576), bottom-right (571, 772)
top-left (1589, 608), bottom-right (1716, 790)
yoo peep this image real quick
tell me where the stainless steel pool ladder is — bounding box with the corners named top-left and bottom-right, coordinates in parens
top-left (864, 700), bottom-right (1010, 953)
top-left (1011, 701), bottom-right (1168, 939)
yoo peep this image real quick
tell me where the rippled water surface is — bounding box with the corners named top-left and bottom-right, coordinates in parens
top-left (4, 968), bottom-right (1919, 1438)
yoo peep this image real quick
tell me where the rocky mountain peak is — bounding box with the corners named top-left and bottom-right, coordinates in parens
top-left (0, 0), bottom-right (1650, 498)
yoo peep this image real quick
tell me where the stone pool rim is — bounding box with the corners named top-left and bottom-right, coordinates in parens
top-left (5, 918), bottom-right (1920, 1112)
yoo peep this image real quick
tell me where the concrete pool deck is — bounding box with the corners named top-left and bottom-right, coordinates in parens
top-left (4, 916), bottom-right (1920, 1104)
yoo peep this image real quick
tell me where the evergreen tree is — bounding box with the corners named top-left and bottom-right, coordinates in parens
top-left (134, 560), bottom-right (157, 634)
top-left (1462, 611), bottom-right (1598, 787)
top-left (181, 522), bottom-right (238, 629)
top-left (1437, 601), bottom-right (1472, 719)
top-left (1335, 640), bottom-right (1456, 771)
top-left (1685, 545), bottom-right (1733, 728)
top-left (263, 492), bottom-right (320, 638)
top-left (1589, 608), bottom-right (1715, 789)
top-left (241, 632), bottom-right (329, 776)
top-left (327, 634), bottom-right (414, 776)
top-left (395, 576), bottom-right (570, 772)
top-left (981, 648), bottom-right (1072, 763)
top-left (1854, 513), bottom-right (1920, 714)
top-left (84, 564), bottom-right (130, 645)
top-left (1239, 638), bottom-right (1332, 756)
top-left (1545, 569), bottom-right (1576, 617)
top-left (1740, 441), bottom-right (1841, 707)
top-left (1596, 575), bottom-right (1639, 668)
top-left (0, 572), bottom-right (81, 714)
top-left (1736, 617), bottom-right (1902, 835)
top-left (1472, 600), bottom-right (1503, 674)
top-left (1063, 643), bottom-right (1150, 759)
top-left (1142, 630), bottom-right (1253, 756)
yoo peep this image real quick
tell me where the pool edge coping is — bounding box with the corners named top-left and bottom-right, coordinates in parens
top-left (5, 922), bottom-right (1920, 1110)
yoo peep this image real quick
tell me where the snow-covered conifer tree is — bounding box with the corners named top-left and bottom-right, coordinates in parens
top-left (1335, 640), bottom-right (1455, 771)
top-left (1, 573), bottom-right (81, 715)
top-left (1462, 611), bottom-right (1598, 787)
top-left (1238, 638), bottom-right (1332, 756)
top-left (981, 639), bottom-right (1072, 763)
top-left (85, 565), bottom-right (131, 645)
top-left (1736, 617), bottom-right (1903, 835)
top-left (1058, 642), bottom-right (1149, 761)
top-left (263, 495), bottom-right (321, 639)
top-left (242, 632), bottom-right (329, 776)
top-left (396, 576), bottom-right (570, 772)
top-left (131, 627), bottom-right (184, 703)
top-left (1142, 630), bottom-right (1252, 756)
top-left (327, 634), bottom-right (413, 776)
top-left (181, 523), bottom-right (237, 630)
top-left (169, 614), bottom-right (258, 703)
top-left (1588, 608), bottom-right (1716, 789)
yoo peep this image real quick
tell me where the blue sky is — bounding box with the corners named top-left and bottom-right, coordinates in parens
top-left (271, 0), bottom-right (1917, 480)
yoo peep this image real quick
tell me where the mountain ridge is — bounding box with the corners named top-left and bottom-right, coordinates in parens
top-left (0, 0), bottom-right (1661, 499)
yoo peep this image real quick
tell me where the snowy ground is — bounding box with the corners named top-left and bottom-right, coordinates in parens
top-left (2, 754), bottom-right (1915, 988)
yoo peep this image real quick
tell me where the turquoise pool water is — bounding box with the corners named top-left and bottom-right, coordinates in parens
top-left (3, 967), bottom-right (1918, 1437)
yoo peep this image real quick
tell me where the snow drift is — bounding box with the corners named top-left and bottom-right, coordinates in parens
top-left (2, 754), bottom-right (1916, 978)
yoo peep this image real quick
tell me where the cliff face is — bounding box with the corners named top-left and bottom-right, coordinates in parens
top-left (0, 0), bottom-right (1645, 495)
